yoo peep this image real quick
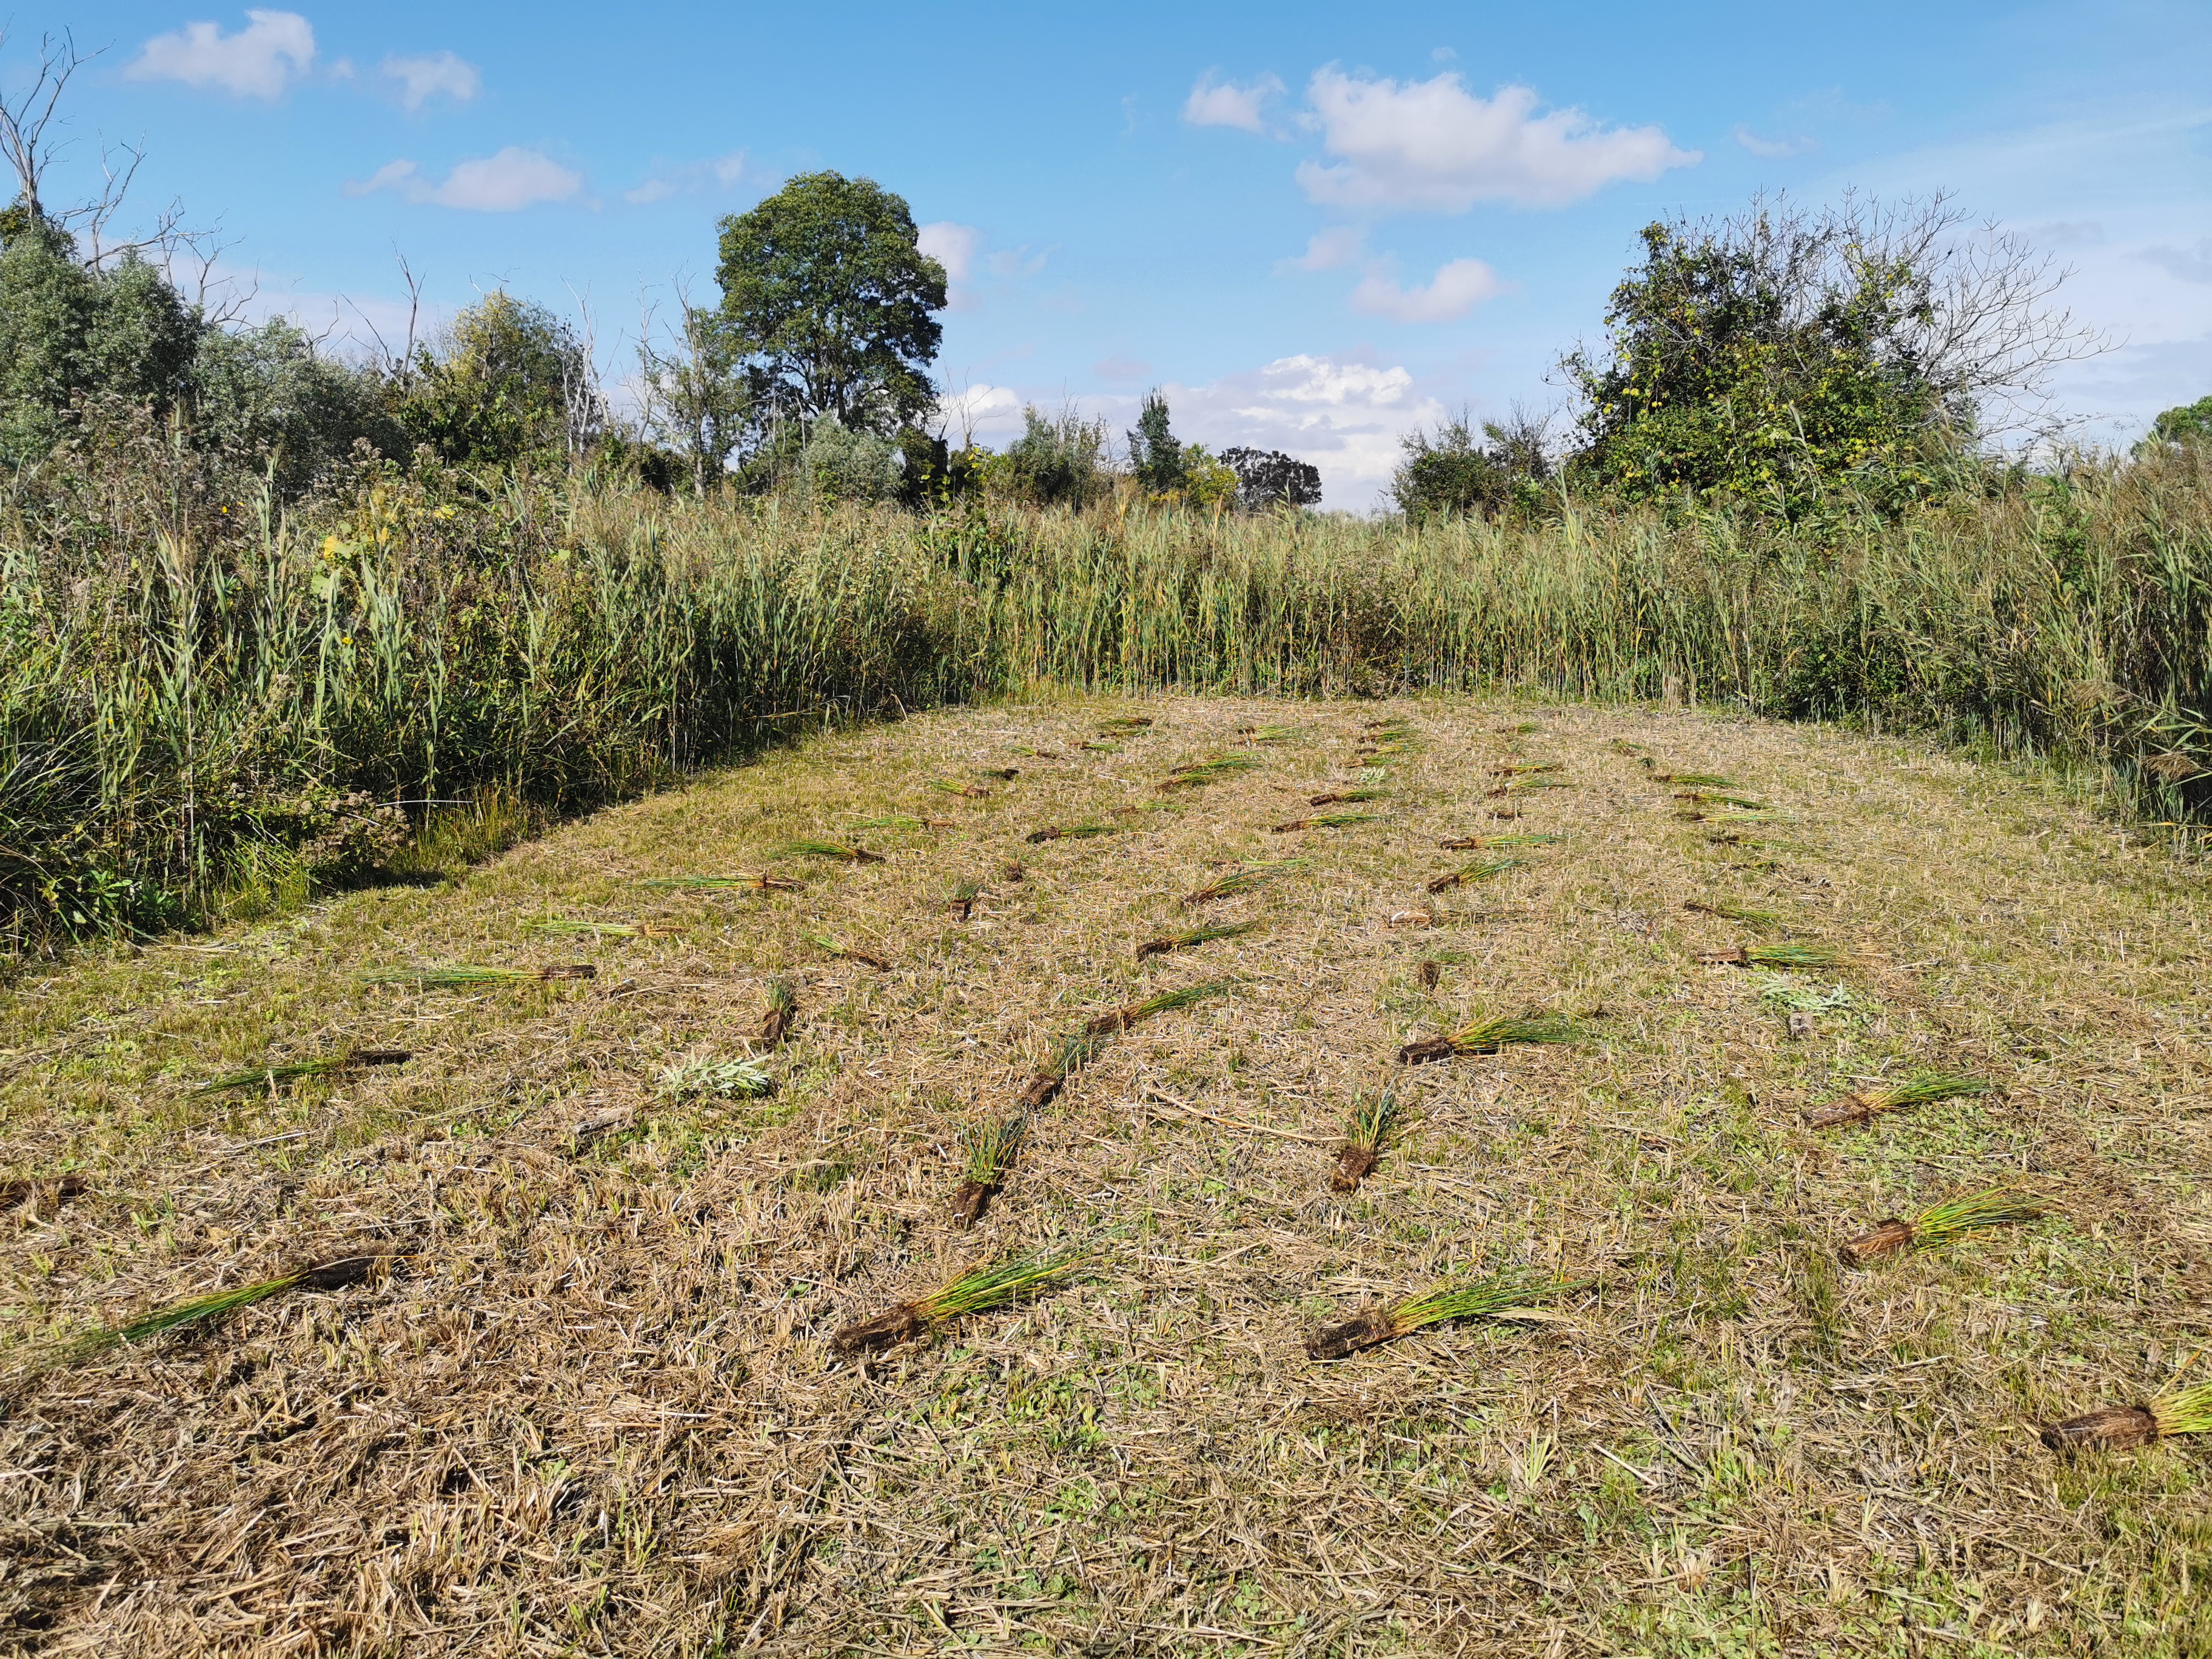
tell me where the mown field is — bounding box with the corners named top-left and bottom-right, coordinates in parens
top-left (2, 694), bottom-right (2209, 1657)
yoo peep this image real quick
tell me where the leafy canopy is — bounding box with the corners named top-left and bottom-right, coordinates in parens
top-left (714, 172), bottom-right (946, 435)
top-left (398, 292), bottom-right (598, 469)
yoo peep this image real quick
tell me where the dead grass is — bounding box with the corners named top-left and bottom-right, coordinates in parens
top-left (2, 694), bottom-right (2210, 1655)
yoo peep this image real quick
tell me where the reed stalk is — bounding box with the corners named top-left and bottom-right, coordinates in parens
top-left (1306, 1269), bottom-right (1578, 1359)
top-left (1805, 1071), bottom-right (1992, 1130)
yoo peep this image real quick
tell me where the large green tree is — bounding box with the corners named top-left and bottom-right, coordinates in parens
top-left (397, 291), bottom-right (600, 469)
top-left (712, 172), bottom-right (947, 435)
top-left (1564, 195), bottom-right (2097, 514)
top-left (0, 216), bottom-right (199, 464)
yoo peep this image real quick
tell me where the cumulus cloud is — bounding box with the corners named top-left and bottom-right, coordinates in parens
top-left (917, 221), bottom-right (982, 282)
top-left (1349, 256), bottom-right (1503, 323)
top-left (934, 384), bottom-right (1025, 445)
top-left (2142, 238), bottom-right (2212, 284)
top-left (623, 151), bottom-right (752, 206)
top-left (1731, 124), bottom-right (1812, 159)
top-left (346, 147), bottom-right (584, 212)
top-left (1183, 71), bottom-right (1285, 134)
top-left (382, 50), bottom-right (480, 112)
top-left (1282, 226), bottom-right (1366, 272)
top-left (1166, 353), bottom-right (1445, 507)
top-left (126, 8), bottom-right (315, 100)
top-left (1296, 67), bottom-right (1698, 211)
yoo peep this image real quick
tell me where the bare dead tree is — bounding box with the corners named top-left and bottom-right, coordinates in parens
top-left (0, 27), bottom-right (90, 224)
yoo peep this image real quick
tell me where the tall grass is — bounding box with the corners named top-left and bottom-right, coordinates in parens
top-left (7, 441), bottom-right (2211, 947)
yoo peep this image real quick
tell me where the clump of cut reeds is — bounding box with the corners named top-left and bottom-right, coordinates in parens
top-left (1306, 1269), bottom-right (1578, 1360)
top-left (1359, 741), bottom-right (1415, 757)
top-left (951, 1112), bottom-right (1028, 1228)
top-left (1675, 792), bottom-right (1770, 811)
top-left (362, 964), bottom-right (594, 987)
top-left (1610, 739), bottom-right (1651, 756)
top-left (803, 931), bottom-right (890, 970)
top-left (194, 1047), bottom-right (412, 1096)
top-left (1490, 762), bottom-right (1563, 777)
top-left (831, 1244), bottom-right (1091, 1356)
top-left (1307, 786), bottom-right (1387, 806)
top-left (528, 919), bottom-right (687, 938)
top-left (1016, 1029), bottom-right (1106, 1111)
top-left (1427, 857), bottom-right (1523, 893)
top-left (657, 1056), bottom-right (774, 1101)
top-left (1839, 1185), bottom-right (2043, 1265)
top-left (760, 976), bottom-right (798, 1046)
top-left (849, 814), bottom-right (953, 833)
top-left (63, 1251), bottom-right (397, 1361)
top-left (1239, 724), bottom-right (1305, 743)
top-left (1272, 812), bottom-right (1381, 834)
top-left (930, 780), bottom-right (992, 799)
top-left (1331, 1086), bottom-right (1406, 1192)
top-left (1651, 771), bottom-right (1737, 788)
top-left (1078, 740), bottom-right (1121, 752)
top-left (1098, 717), bottom-right (1153, 733)
top-left (2043, 1384), bottom-right (2212, 1452)
top-left (1439, 831), bottom-right (1561, 850)
top-left (1158, 753), bottom-right (1263, 791)
top-left (1487, 776), bottom-right (1571, 797)
top-left (1085, 979), bottom-right (1234, 1036)
top-left (772, 838), bottom-right (885, 863)
top-left (976, 766), bottom-right (1021, 782)
top-left (1684, 899), bottom-right (1783, 928)
top-left (638, 874), bottom-right (804, 892)
top-left (1697, 943), bottom-right (1840, 968)
top-left (947, 878), bottom-right (985, 922)
top-left (1182, 859), bottom-right (1305, 905)
top-left (1026, 821), bottom-right (1119, 843)
top-left (1806, 1071), bottom-right (1992, 1130)
top-left (1399, 1013), bottom-right (1586, 1064)
top-left (1135, 921), bottom-right (1253, 960)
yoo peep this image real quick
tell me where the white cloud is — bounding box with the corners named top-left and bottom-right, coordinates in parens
top-left (917, 221), bottom-right (982, 282)
top-left (1296, 67), bottom-right (1698, 211)
top-left (623, 151), bottom-right (752, 206)
top-left (1183, 71), bottom-right (1285, 135)
top-left (1349, 256), bottom-right (1503, 323)
top-left (934, 384), bottom-right (1025, 445)
top-left (126, 8), bottom-right (315, 101)
top-left (1731, 124), bottom-right (1812, 159)
top-left (1282, 226), bottom-right (1366, 272)
top-left (381, 50), bottom-right (481, 112)
top-left (346, 147), bottom-right (584, 212)
top-left (1166, 353), bottom-right (1446, 508)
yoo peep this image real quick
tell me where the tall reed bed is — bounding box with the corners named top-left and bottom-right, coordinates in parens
top-left (7, 444), bottom-right (2211, 947)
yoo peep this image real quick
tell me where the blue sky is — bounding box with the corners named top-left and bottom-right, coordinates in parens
top-left (21, 1), bottom-right (2212, 504)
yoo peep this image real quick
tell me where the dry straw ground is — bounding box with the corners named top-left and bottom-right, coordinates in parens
top-left (2, 695), bottom-right (2210, 1657)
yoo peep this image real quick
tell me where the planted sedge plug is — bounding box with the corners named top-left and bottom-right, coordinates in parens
top-left (951, 1112), bottom-right (1027, 1228)
top-left (60, 1250), bottom-right (398, 1364)
top-left (1306, 1270), bottom-right (1578, 1360)
top-left (1838, 1185), bottom-right (2043, 1265)
top-left (1135, 922), bottom-right (1253, 961)
top-left (1427, 857), bottom-right (1524, 894)
top-left (1084, 979), bottom-right (1233, 1037)
top-left (361, 964), bottom-right (594, 987)
top-left (1272, 813), bottom-right (1382, 834)
top-left (529, 919), bottom-right (688, 938)
top-left (803, 932), bottom-right (891, 970)
top-left (2043, 1384), bottom-right (2212, 1452)
top-left (1805, 1071), bottom-right (1991, 1130)
top-left (1439, 832), bottom-right (1560, 851)
top-left (638, 873), bottom-right (805, 892)
top-left (1158, 753), bottom-right (1264, 791)
top-left (1182, 860), bottom-right (1305, 905)
top-left (1399, 1013), bottom-right (1586, 1065)
top-left (194, 1047), bottom-right (412, 1095)
top-left (760, 977), bottom-right (798, 1046)
top-left (831, 1244), bottom-right (1090, 1356)
top-left (1331, 1085), bottom-right (1405, 1192)
top-left (771, 838), bottom-right (885, 863)
top-left (1696, 943), bottom-right (1841, 969)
